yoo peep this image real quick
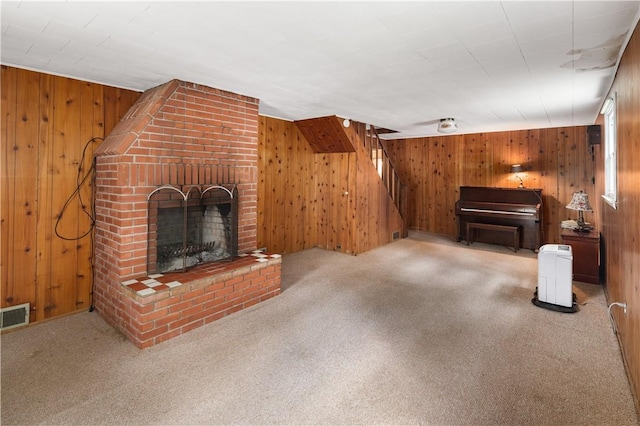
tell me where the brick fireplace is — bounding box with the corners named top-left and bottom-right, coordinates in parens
top-left (93, 79), bottom-right (280, 348)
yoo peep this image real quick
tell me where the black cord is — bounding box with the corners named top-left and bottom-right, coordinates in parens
top-left (54, 137), bottom-right (102, 241)
top-left (54, 136), bottom-right (103, 311)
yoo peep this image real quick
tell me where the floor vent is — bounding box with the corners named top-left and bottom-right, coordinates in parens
top-left (1, 303), bottom-right (30, 331)
top-left (392, 230), bottom-right (401, 240)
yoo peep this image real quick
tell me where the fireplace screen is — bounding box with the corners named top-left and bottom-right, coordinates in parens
top-left (147, 184), bottom-right (238, 274)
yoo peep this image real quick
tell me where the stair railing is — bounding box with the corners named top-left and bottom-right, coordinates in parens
top-left (364, 125), bottom-right (401, 210)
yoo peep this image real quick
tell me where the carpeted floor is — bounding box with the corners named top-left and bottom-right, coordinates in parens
top-left (1, 231), bottom-right (638, 425)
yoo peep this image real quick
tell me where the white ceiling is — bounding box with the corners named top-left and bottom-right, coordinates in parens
top-left (2, 1), bottom-right (639, 138)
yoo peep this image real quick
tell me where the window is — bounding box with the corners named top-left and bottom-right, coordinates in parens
top-left (601, 93), bottom-right (617, 209)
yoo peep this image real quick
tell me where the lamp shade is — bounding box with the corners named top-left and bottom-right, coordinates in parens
top-left (511, 164), bottom-right (524, 173)
top-left (566, 191), bottom-right (593, 211)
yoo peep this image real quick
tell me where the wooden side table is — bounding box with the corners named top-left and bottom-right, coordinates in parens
top-left (560, 228), bottom-right (600, 284)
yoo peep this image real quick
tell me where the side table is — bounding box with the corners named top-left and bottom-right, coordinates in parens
top-left (560, 228), bottom-right (600, 284)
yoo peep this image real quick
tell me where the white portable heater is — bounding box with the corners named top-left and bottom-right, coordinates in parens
top-left (532, 244), bottom-right (577, 313)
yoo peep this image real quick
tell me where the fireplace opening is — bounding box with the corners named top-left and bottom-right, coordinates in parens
top-left (147, 184), bottom-right (238, 274)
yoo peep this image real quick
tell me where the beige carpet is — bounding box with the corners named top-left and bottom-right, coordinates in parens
top-left (2, 231), bottom-right (638, 425)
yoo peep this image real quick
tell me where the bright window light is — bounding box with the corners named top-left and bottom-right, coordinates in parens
top-left (601, 93), bottom-right (617, 209)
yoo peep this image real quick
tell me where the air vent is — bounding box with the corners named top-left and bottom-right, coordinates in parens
top-left (392, 231), bottom-right (400, 240)
top-left (1, 303), bottom-right (30, 331)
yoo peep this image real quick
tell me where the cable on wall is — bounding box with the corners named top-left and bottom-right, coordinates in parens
top-left (54, 137), bottom-right (102, 241)
top-left (54, 136), bottom-right (103, 312)
top-left (607, 302), bottom-right (627, 334)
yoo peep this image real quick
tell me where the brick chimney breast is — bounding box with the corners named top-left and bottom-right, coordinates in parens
top-left (96, 79), bottom-right (181, 156)
top-left (92, 79), bottom-right (265, 347)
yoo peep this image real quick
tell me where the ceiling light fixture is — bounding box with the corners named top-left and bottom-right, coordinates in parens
top-left (437, 118), bottom-right (458, 134)
top-left (342, 118), bottom-right (350, 128)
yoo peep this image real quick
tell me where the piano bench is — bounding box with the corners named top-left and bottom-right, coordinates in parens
top-left (467, 222), bottom-right (519, 252)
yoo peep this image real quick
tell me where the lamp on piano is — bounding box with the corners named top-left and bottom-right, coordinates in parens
top-left (566, 191), bottom-right (593, 233)
top-left (511, 164), bottom-right (524, 188)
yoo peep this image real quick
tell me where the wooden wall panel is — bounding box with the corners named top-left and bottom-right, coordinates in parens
top-left (1, 66), bottom-right (140, 323)
top-left (103, 86), bottom-right (141, 136)
top-left (1, 66), bottom-right (16, 310)
top-left (49, 76), bottom-right (80, 317)
top-left (76, 81), bottom-right (104, 310)
top-left (1, 66), bottom-right (39, 311)
top-left (535, 129), bottom-right (558, 243)
top-left (257, 116), bottom-right (318, 254)
top-left (16, 70), bottom-right (41, 314)
top-left (410, 137), bottom-right (430, 231)
top-left (597, 23), bottom-right (640, 406)
top-left (325, 153), bottom-right (345, 251)
top-left (461, 133), bottom-right (492, 187)
top-left (385, 125), bottom-right (595, 247)
top-left (257, 117), bottom-right (403, 256)
top-left (34, 73), bottom-right (54, 324)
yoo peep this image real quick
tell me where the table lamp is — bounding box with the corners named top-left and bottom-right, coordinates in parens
top-left (511, 164), bottom-right (524, 188)
top-left (566, 191), bottom-right (593, 232)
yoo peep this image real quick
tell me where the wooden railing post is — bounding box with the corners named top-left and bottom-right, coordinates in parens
top-left (365, 126), bottom-right (402, 211)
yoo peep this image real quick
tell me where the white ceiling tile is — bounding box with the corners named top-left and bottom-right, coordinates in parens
top-left (12, 1), bottom-right (99, 28)
top-left (575, 7), bottom-right (640, 36)
top-left (418, 41), bottom-right (472, 61)
top-left (3, 23), bottom-right (68, 50)
top-left (436, 1), bottom-right (506, 29)
top-left (455, 19), bottom-right (513, 48)
top-left (502, 1), bottom-right (573, 28)
top-left (1, 6), bottom-right (51, 32)
top-left (1, 1), bottom-right (637, 137)
top-left (1, 38), bottom-right (33, 58)
top-left (574, 1), bottom-right (640, 19)
top-left (518, 32), bottom-right (572, 56)
top-left (429, 53), bottom-right (480, 71)
top-left (470, 37), bottom-right (524, 65)
top-left (29, 43), bottom-right (84, 64)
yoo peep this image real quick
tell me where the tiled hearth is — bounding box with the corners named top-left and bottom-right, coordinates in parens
top-left (123, 251), bottom-right (281, 296)
top-left (119, 252), bottom-right (281, 349)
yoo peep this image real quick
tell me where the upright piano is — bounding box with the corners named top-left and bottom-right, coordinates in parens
top-left (455, 186), bottom-right (543, 251)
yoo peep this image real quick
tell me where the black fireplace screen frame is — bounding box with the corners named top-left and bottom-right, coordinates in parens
top-left (147, 184), bottom-right (238, 274)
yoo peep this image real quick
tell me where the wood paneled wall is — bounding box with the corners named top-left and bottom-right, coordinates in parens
top-left (595, 23), bottom-right (640, 406)
top-left (258, 117), bottom-right (318, 254)
top-left (384, 126), bottom-right (595, 245)
top-left (1, 66), bottom-right (140, 323)
top-left (257, 116), bottom-right (403, 255)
